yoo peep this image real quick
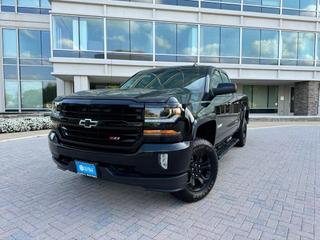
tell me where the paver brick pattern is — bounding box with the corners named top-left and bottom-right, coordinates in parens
top-left (0, 125), bottom-right (319, 240)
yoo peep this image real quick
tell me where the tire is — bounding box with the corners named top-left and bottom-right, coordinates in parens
top-left (171, 139), bottom-right (218, 203)
top-left (235, 116), bottom-right (247, 147)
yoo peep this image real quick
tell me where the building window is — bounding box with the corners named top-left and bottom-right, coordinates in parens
top-left (155, 0), bottom-right (198, 8)
top-left (297, 32), bottom-right (315, 66)
top-left (317, 33), bottom-right (320, 66)
top-left (12, 0), bottom-right (51, 14)
top-left (155, 22), bottom-right (177, 61)
top-left (282, 0), bottom-right (317, 17)
top-left (130, 20), bottom-right (153, 60)
top-left (1, 0), bottom-right (15, 12)
top-left (155, 22), bottom-right (197, 62)
top-left (200, 26), bottom-right (240, 64)
top-left (177, 24), bottom-right (198, 62)
top-left (243, 85), bottom-right (278, 113)
top-left (3, 29), bottom-right (17, 60)
top-left (220, 27), bottom-right (240, 63)
top-left (53, 16), bottom-right (80, 57)
top-left (40, 0), bottom-right (50, 14)
top-left (79, 18), bottom-right (104, 59)
top-left (3, 29), bottom-right (18, 110)
top-left (281, 31), bottom-right (315, 66)
top-left (200, 25), bottom-right (220, 63)
top-left (243, 0), bottom-right (280, 14)
top-left (5, 81), bottom-right (19, 109)
top-left (242, 28), bottom-right (279, 65)
top-left (201, 0), bottom-right (241, 11)
top-left (107, 19), bottom-right (152, 61)
top-left (2, 28), bottom-right (56, 111)
top-left (19, 30), bottom-right (42, 62)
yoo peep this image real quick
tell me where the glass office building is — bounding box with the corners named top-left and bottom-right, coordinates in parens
top-left (0, 0), bottom-right (56, 112)
top-left (1, 0), bottom-right (320, 115)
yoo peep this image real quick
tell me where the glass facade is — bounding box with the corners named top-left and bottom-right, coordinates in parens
top-left (2, 28), bottom-right (56, 111)
top-left (281, 31), bottom-right (315, 66)
top-left (242, 28), bottom-right (279, 64)
top-left (243, 85), bottom-right (279, 113)
top-left (1, 0), bottom-right (50, 14)
top-left (200, 26), bottom-right (240, 63)
top-left (52, 16), bottom-right (319, 67)
top-left (107, 19), bottom-right (153, 60)
top-left (155, 23), bottom-right (197, 62)
top-left (108, 0), bottom-right (320, 17)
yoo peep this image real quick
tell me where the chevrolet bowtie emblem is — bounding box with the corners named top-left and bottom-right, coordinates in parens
top-left (79, 119), bottom-right (98, 128)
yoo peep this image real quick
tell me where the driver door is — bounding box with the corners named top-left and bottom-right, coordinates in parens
top-left (209, 70), bottom-right (230, 143)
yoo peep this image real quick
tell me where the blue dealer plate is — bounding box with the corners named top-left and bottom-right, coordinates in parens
top-left (75, 161), bottom-right (97, 178)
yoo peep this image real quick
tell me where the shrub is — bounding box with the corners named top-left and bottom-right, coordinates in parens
top-left (0, 117), bottom-right (52, 133)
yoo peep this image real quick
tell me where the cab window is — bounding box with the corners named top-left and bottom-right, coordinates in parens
top-left (210, 70), bottom-right (223, 89)
top-left (220, 72), bottom-right (231, 83)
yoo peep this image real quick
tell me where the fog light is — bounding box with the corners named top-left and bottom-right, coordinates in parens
top-left (49, 132), bottom-right (56, 141)
top-left (159, 153), bottom-right (168, 170)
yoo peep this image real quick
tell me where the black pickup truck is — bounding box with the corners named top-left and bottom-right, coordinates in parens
top-left (49, 65), bottom-right (249, 202)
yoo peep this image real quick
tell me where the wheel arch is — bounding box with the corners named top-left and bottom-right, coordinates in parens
top-left (193, 120), bottom-right (217, 147)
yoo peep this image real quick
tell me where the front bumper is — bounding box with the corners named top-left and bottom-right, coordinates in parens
top-left (48, 131), bottom-right (192, 192)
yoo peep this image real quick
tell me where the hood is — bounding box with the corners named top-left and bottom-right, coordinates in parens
top-left (61, 88), bottom-right (193, 105)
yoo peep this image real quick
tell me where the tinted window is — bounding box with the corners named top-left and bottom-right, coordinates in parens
top-left (242, 28), bottom-right (279, 64)
top-left (5, 81), bottom-right (19, 109)
top-left (155, 22), bottom-right (177, 55)
top-left (107, 19), bottom-right (129, 52)
top-left (177, 24), bottom-right (198, 61)
top-left (220, 27), bottom-right (240, 63)
top-left (41, 31), bottom-right (51, 59)
top-left (155, 23), bottom-right (197, 62)
top-left (200, 25), bottom-right (220, 57)
top-left (210, 70), bottom-right (222, 89)
top-left (53, 16), bottom-right (79, 50)
top-left (220, 72), bottom-right (230, 83)
top-left (131, 21), bottom-right (153, 54)
top-left (242, 28), bottom-right (260, 63)
top-left (298, 32), bottom-right (315, 66)
top-left (260, 29), bottom-right (278, 62)
top-left (281, 31), bottom-right (298, 65)
top-left (121, 67), bottom-right (207, 91)
top-left (3, 29), bottom-right (17, 58)
top-left (40, 0), bottom-right (50, 8)
top-left (19, 30), bottom-right (41, 59)
top-left (80, 18), bottom-right (104, 51)
top-left (21, 81), bottom-right (43, 109)
top-left (155, 22), bottom-right (176, 61)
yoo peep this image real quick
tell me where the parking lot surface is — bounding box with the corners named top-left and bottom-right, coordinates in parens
top-left (0, 125), bottom-right (319, 240)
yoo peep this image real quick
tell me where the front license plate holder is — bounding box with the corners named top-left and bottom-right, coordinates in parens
top-left (75, 161), bottom-right (97, 178)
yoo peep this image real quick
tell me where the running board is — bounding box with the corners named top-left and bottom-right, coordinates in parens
top-left (215, 138), bottom-right (239, 160)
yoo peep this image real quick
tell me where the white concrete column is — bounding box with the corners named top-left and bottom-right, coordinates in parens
top-left (74, 76), bottom-right (89, 93)
top-left (65, 81), bottom-right (73, 95)
top-left (56, 78), bottom-right (65, 97)
top-left (57, 78), bottom-right (74, 96)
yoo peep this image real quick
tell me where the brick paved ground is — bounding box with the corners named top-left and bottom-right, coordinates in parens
top-left (0, 125), bottom-right (319, 240)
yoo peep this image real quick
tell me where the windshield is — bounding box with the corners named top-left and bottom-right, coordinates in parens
top-left (121, 67), bottom-right (208, 92)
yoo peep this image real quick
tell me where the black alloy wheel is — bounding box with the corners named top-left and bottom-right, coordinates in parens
top-left (172, 139), bottom-right (218, 203)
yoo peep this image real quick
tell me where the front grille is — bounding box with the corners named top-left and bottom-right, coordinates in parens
top-left (55, 100), bottom-right (144, 153)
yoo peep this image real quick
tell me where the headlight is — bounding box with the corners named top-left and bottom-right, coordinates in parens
top-left (52, 101), bottom-right (62, 112)
top-left (145, 106), bottom-right (182, 123)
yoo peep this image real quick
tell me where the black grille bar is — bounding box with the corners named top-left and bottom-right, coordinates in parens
top-left (56, 100), bottom-right (144, 153)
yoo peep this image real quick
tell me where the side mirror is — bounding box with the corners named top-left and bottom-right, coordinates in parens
top-left (212, 83), bottom-right (237, 96)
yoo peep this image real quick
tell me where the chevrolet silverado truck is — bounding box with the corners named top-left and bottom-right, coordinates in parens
top-left (49, 65), bottom-right (249, 202)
